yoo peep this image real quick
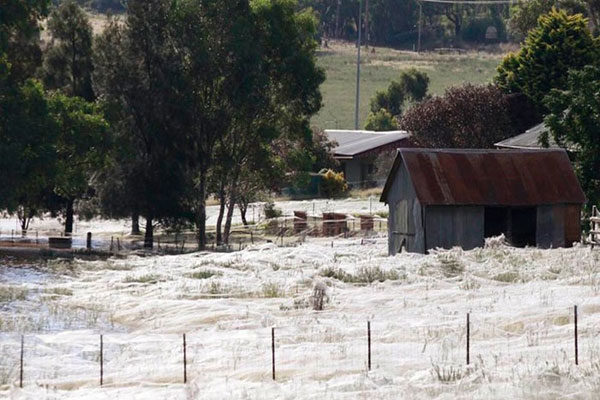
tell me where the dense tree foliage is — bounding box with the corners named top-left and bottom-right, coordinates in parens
top-left (1, 1), bottom-right (53, 231)
top-left (508, 0), bottom-right (600, 39)
top-left (43, 0), bottom-right (95, 100)
top-left (400, 84), bottom-right (515, 148)
top-left (48, 93), bottom-right (109, 234)
top-left (364, 109), bottom-right (397, 131)
top-left (545, 66), bottom-right (600, 209)
top-left (496, 9), bottom-right (599, 112)
top-left (93, 0), bottom-right (324, 248)
top-left (368, 69), bottom-right (429, 119)
top-left (93, 1), bottom-right (192, 248)
top-left (0, 79), bottom-right (57, 233)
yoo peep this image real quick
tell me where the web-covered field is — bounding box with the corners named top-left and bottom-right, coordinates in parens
top-left (2, 237), bottom-right (600, 399)
top-left (0, 198), bottom-right (387, 240)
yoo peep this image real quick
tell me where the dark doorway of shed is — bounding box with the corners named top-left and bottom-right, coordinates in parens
top-left (509, 207), bottom-right (537, 247)
top-left (484, 207), bottom-right (537, 247)
top-left (484, 207), bottom-right (508, 238)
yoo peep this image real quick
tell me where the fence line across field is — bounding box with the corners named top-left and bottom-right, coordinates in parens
top-left (2, 306), bottom-right (586, 388)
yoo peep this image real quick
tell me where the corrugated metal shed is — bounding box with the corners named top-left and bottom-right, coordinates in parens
top-left (325, 130), bottom-right (411, 158)
top-left (495, 123), bottom-right (560, 149)
top-left (381, 149), bottom-right (585, 206)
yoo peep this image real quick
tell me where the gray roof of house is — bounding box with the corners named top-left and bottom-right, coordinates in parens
top-left (325, 129), bottom-right (411, 158)
top-left (495, 123), bottom-right (560, 149)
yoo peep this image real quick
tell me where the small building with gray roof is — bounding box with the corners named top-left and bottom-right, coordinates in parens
top-left (325, 129), bottom-right (412, 188)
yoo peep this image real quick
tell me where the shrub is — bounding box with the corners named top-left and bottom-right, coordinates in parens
top-left (493, 271), bottom-right (520, 283)
top-left (319, 266), bottom-right (401, 284)
top-left (187, 270), bottom-right (221, 279)
top-left (261, 282), bottom-right (283, 298)
top-left (263, 200), bottom-right (282, 219)
top-left (369, 68), bottom-right (430, 118)
top-left (364, 109), bottom-right (398, 131)
top-left (432, 364), bottom-right (470, 383)
top-left (320, 169), bottom-right (348, 198)
top-left (437, 253), bottom-right (465, 278)
top-left (401, 84), bottom-right (516, 149)
top-left (0, 286), bottom-right (28, 303)
top-left (123, 274), bottom-right (160, 284)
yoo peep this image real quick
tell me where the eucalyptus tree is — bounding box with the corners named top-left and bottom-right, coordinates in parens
top-left (42, 0), bottom-right (95, 100)
top-left (93, 1), bottom-right (188, 248)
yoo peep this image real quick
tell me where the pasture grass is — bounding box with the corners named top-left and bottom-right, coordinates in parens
top-left (314, 41), bottom-right (505, 129)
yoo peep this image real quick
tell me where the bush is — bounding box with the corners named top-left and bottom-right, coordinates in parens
top-left (400, 84), bottom-right (516, 148)
top-left (263, 200), bottom-right (282, 219)
top-left (319, 266), bottom-right (401, 284)
top-left (369, 69), bottom-right (430, 118)
top-left (319, 169), bottom-right (348, 198)
top-left (364, 109), bottom-right (398, 131)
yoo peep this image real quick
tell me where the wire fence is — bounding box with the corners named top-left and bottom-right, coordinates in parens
top-left (1, 305), bottom-right (594, 390)
top-left (0, 210), bottom-right (389, 255)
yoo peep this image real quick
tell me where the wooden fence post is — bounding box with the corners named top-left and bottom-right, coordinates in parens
top-left (367, 321), bottom-right (372, 371)
top-left (183, 333), bottom-right (187, 383)
top-left (466, 313), bottom-right (470, 365)
top-left (19, 335), bottom-right (24, 388)
top-left (574, 305), bottom-right (579, 365)
top-left (100, 335), bottom-right (103, 386)
top-left (271, 327), bottom-right (276, 381)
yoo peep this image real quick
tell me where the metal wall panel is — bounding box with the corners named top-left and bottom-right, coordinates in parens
top-left (564, 204), bottom-right (582, 246)
top-left (536, 206), bottom-right (565, 248)
top-left (387, 162), bottom-right (423, 255)
top-left (425, 206), bottom-right (484, 251)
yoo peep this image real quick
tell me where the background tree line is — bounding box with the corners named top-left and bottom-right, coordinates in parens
top-left (54, 0), bottom-right (600, 49)
top-left (1, 0), bottom-right (327, 249)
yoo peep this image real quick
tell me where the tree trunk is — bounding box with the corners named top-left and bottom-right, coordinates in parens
top-left (131, 212), bottom-right (141, 235)
top-left (195, 172), bottom-right (207, 250)
top-left (144, 216), bottom-right (153, 249)
top-left (18, 206), bottom-right (31, 237)
top-left (223, 187), bottom-right (237, 245)
top-left (65, 199), bottom-right (75, 236)
top-left (20, 218), bottom-right (27, 236)
top-left (215, 182), bottom-right (226, 245)
top-left (239, 201), bottom-right (248, 226)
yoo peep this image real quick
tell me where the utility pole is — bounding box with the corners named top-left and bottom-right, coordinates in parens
top-left (335, 0), bottom-right (341, 38)
top-left (417, 1), bottom-right (422, 53)
top-left (365, 0), bottom-right (369, 48)
top-left (354, 0), bottom-right (363, 130)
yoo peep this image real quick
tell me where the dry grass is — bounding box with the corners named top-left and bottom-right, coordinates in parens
top-left (315, 40), bottom-right (505, 129)
top-left (348, 187), bottom-right (382, 200)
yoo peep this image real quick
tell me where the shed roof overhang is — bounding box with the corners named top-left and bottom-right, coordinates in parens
top-left (381, 148), bottom-right (586, 207)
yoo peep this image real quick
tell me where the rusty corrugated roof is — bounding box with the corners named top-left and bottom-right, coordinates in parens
top-left (380, 149), bottom-right (586, 206)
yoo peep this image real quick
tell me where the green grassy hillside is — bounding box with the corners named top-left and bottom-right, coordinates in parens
top-left (314, 42), bottom-right (507, 130)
